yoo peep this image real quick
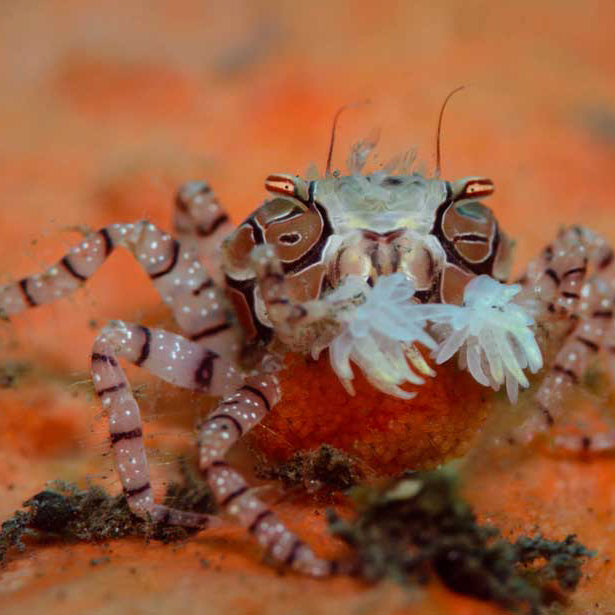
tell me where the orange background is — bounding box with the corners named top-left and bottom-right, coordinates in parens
top-left (1, 2), bottom-right (615, 613)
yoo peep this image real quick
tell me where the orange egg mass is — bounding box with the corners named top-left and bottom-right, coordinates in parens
top-left (247, 352), bottom-right (489, 476)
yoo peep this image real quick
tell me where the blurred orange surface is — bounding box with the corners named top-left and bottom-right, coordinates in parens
top-left (1, 2), bottom-right (615, 614)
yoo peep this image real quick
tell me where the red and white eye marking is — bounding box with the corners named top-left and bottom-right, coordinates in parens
top-left (459, 178), bottom-right (494, 199)
top-left (265, 174), bottom-right (297, 196)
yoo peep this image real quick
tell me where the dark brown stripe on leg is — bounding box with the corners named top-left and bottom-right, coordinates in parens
top-left (194, 350), bottom-right (219, 389)
top-left (99, 228), bottom-right (114, 256)
top-left (563, 266), bottom-right (587, 278)
top-left (60, 256), bottom-right (88, 281)
top-left (553, 364), bottom-right (579, 384)
top-left (192, 279), bottom-right (214, 296)
top-left (600, 250), bottom-right (614, 270)
top-left (18, 278), bottom-right (37, 307)
top-left (240, 385), bottom-right (271, 412)
top-left (96, 382), bottom-right (127, 396)
top-left (211, 460), bottom-right (229, 467)
top-left (110, 427), bottom-right (143, 445)
top-left (538, 402), bottom-right (555, 427)
top-left (190, 321), bottom-right (232, 341)
top-left (248, 510), bottom-right (273, 534)
top-left (91, 352), bottom-right (118, 366)
top-left (150, 240), bottom-right (180, 279)
top-left (124, 482), bottom-right (151, 498)
top-left (545, 268), bottom-right (560, 286)
top-left (135, 326), bottom-right (151, 366)
top-left (220, 486), bottom-right (248, 507)
top-left (576, 336), bottom-right (599, 352)
top-left (196, 214), bottom-right (230, 237)
top-left (284, 539), bottom-right (304, 566)
top-left (205, 414), bottom-right (243, 436)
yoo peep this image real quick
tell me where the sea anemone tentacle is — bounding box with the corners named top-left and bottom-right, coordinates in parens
top-left (426, 275), bottom-right (543, 402)
top-left (323, 273), bottom-right (437, 399)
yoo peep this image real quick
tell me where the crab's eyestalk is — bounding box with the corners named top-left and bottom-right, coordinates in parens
top-left (450, 177), bottom-right (495, 201)
top-left (265, 174), bottom-right (310, 202)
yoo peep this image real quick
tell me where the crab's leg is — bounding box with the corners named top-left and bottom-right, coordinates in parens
top-left (518, 225), bottom-right (613, 319)
top-left (173, 180), bottom-right (233, 280)
top-left (540, 291), bottom-right (615, 453)
top-left (514, 227), bottom-right (615, 443)
top-left (0, 214), bottom-right (235, 348)
top-left (91, 320), bottom-right (241, 524)
top-left (198, 373), bottom-right (332, 577)
top-left (515, 314), bottom-right (604, 440)
top-left (250, 245), bottom-right (330, 337)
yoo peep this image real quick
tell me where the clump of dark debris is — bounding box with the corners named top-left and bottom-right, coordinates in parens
top-left (0, 465), bottom-right (215, 565)
top-left (328, 470), bottom-right (593, 614)
top-left (256, 444), bottom-right (362, 491)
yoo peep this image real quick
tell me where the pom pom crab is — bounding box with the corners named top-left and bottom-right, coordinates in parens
top-left (2, 121), bottom-right (614, 577)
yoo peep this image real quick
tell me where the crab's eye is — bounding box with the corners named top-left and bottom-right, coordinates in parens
top-left (451, 177), bottom-right (494, 201)
top-left (440, 198), bottom-right (498, 265)
top-left (265, 174), bottom-right (309, 202)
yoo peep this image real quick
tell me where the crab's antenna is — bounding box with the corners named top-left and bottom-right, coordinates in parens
top-left (325, 100), bottom-right (370, 177)
top-left (435, 85), bottom-right (466, 177)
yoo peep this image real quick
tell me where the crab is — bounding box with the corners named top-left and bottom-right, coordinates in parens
top-left (2, 112), bottom-right (615, 578)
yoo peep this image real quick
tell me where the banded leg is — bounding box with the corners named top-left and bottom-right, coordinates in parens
top-left (198, 374), bottom-right (332, 577)
top-left (517, 225), bottom-right (613, 320)
top-left (515, 312), bottom-right (603, 441)
top-left (0, 219), bottom-right (236, 350)
top-left (173, 180), bottom-right (233, 280)
top-left (250, 244), bottom-right (335, 337)
top-left (515, 231), bottom-right (615, 442)
top-left (92, 321), bottom-right (242, 523)
top-left (548, 291), bottom-right (615, 453)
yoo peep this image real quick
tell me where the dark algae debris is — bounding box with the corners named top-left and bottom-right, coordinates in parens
top-left (256, 444), bottom-right (362, 491)
top-left (0, 466), bottom-right (593, 614)
top-left (328, 471), bottom-right (593, 614)
top-left (0, 469), bottom-right (216, 564)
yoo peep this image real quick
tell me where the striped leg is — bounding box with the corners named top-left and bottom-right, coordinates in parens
top-left (517, 226), bottom-right (613, 320)
top-left (92, 321), bottom-right (242, 523)
top-left (515, 258), bottom-right (615, 444)
top-left (0, 219), bottom-right (236, 349)
top-left (548, 289), bottom-right (615, 453)
top-left (173, 180), bottom-right (233, 280)
top-left (250, 245), bottom-right (331, 338)
top-left (198, 374), bottom-right (332, 577)
top-left (515, 318), bottom-right (602, 441)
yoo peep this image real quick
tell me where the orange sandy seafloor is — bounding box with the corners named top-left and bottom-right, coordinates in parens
top-left (1, 2), bottom-right (615, 614)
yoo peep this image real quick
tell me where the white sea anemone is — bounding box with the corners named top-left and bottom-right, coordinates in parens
top-left (425, 275), bottom-right (543, 403)
top-left (321, 272), bottom-right (542, 404)
top-left (323, 273), bottom-right (437, 399)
